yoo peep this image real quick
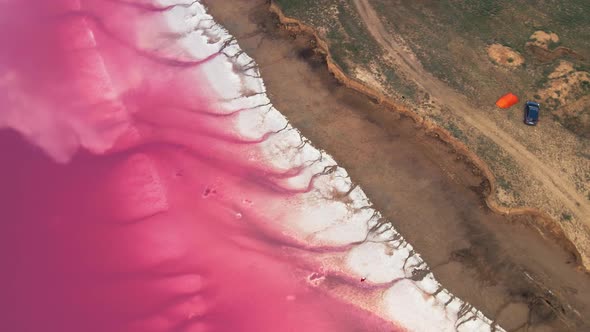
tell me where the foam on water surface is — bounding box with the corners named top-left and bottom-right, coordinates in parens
top-left (0, 1), bottom-right (503, 331)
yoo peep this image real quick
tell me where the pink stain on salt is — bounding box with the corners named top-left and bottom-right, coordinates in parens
top-left (0, 1), bottom-right (400, 331)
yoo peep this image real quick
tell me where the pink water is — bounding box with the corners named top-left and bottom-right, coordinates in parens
top-left (0, 1), bottom-right (400, 331)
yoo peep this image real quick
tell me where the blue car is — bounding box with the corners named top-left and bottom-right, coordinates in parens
top-left (524, 101), bottom-right (540, 126)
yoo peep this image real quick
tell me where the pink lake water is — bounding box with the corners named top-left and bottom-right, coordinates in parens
top-left (0, 1), bottom-right (500, 331)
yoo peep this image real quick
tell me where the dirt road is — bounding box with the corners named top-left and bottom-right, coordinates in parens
top-left (352, 0), bottom-right (590, 233)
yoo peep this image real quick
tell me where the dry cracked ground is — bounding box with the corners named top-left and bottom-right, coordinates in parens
top-left (203, 0), bottom-right (590, 331)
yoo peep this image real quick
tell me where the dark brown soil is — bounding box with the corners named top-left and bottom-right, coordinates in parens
top-left (203, 1), bottom-right (590, 330)
top-left (526, 44), bottom-right (586, 63)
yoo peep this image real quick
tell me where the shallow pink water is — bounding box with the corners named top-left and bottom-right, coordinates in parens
top-left (0, 1), bottom-right (400, 331)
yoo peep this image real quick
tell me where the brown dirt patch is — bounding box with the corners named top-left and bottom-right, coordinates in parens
top-left (354, 65), bottom-right (387, 92)
top-left (487, 44), bottom-right (524, 68)
top-left (548, 61), bottom-right (576, 79)
top-left (528, 31), bottom-right (560, 49)
top-left (526, 31), bottom-right (584, 63)
top-left (538, 61), bottom-right (590, 138)
top-left (537, 61), bottom-right (590, 107)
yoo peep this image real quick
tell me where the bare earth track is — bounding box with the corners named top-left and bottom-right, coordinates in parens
top-left (352, 0), bottom-right (590, 227)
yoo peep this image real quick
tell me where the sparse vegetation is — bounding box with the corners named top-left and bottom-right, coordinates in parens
top-left (561, 107), bottom-right (590, 138)
top-left (274, 0), bottom-right (590, 268)
top-left (548, 40), bottom-right (562, 50)
top-left (476, 136), bottom-right (517, 171)
top-left (474, 136), bottom-right (525, 206)
top-left (444, 122), bottom-right (466, 141)
top-left (380, 67), bottom-right (417, 99)
top-left (274, 0), bottom-right (319, 14)
top-left (276, 0), bottom-right (381, 74)
top-left (497, 177), bottom-right (512, 191)
top-left (277, 0), bottom-right (590, 213)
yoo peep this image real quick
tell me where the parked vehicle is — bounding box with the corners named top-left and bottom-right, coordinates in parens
top-left (524, 101), bottom-right (540, 126)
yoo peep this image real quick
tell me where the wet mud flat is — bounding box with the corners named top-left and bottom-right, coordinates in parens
top-left (203, 1), bottom-right (590, 330)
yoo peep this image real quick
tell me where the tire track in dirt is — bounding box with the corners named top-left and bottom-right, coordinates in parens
top-left (352, 0), bottom-right (590, 231)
